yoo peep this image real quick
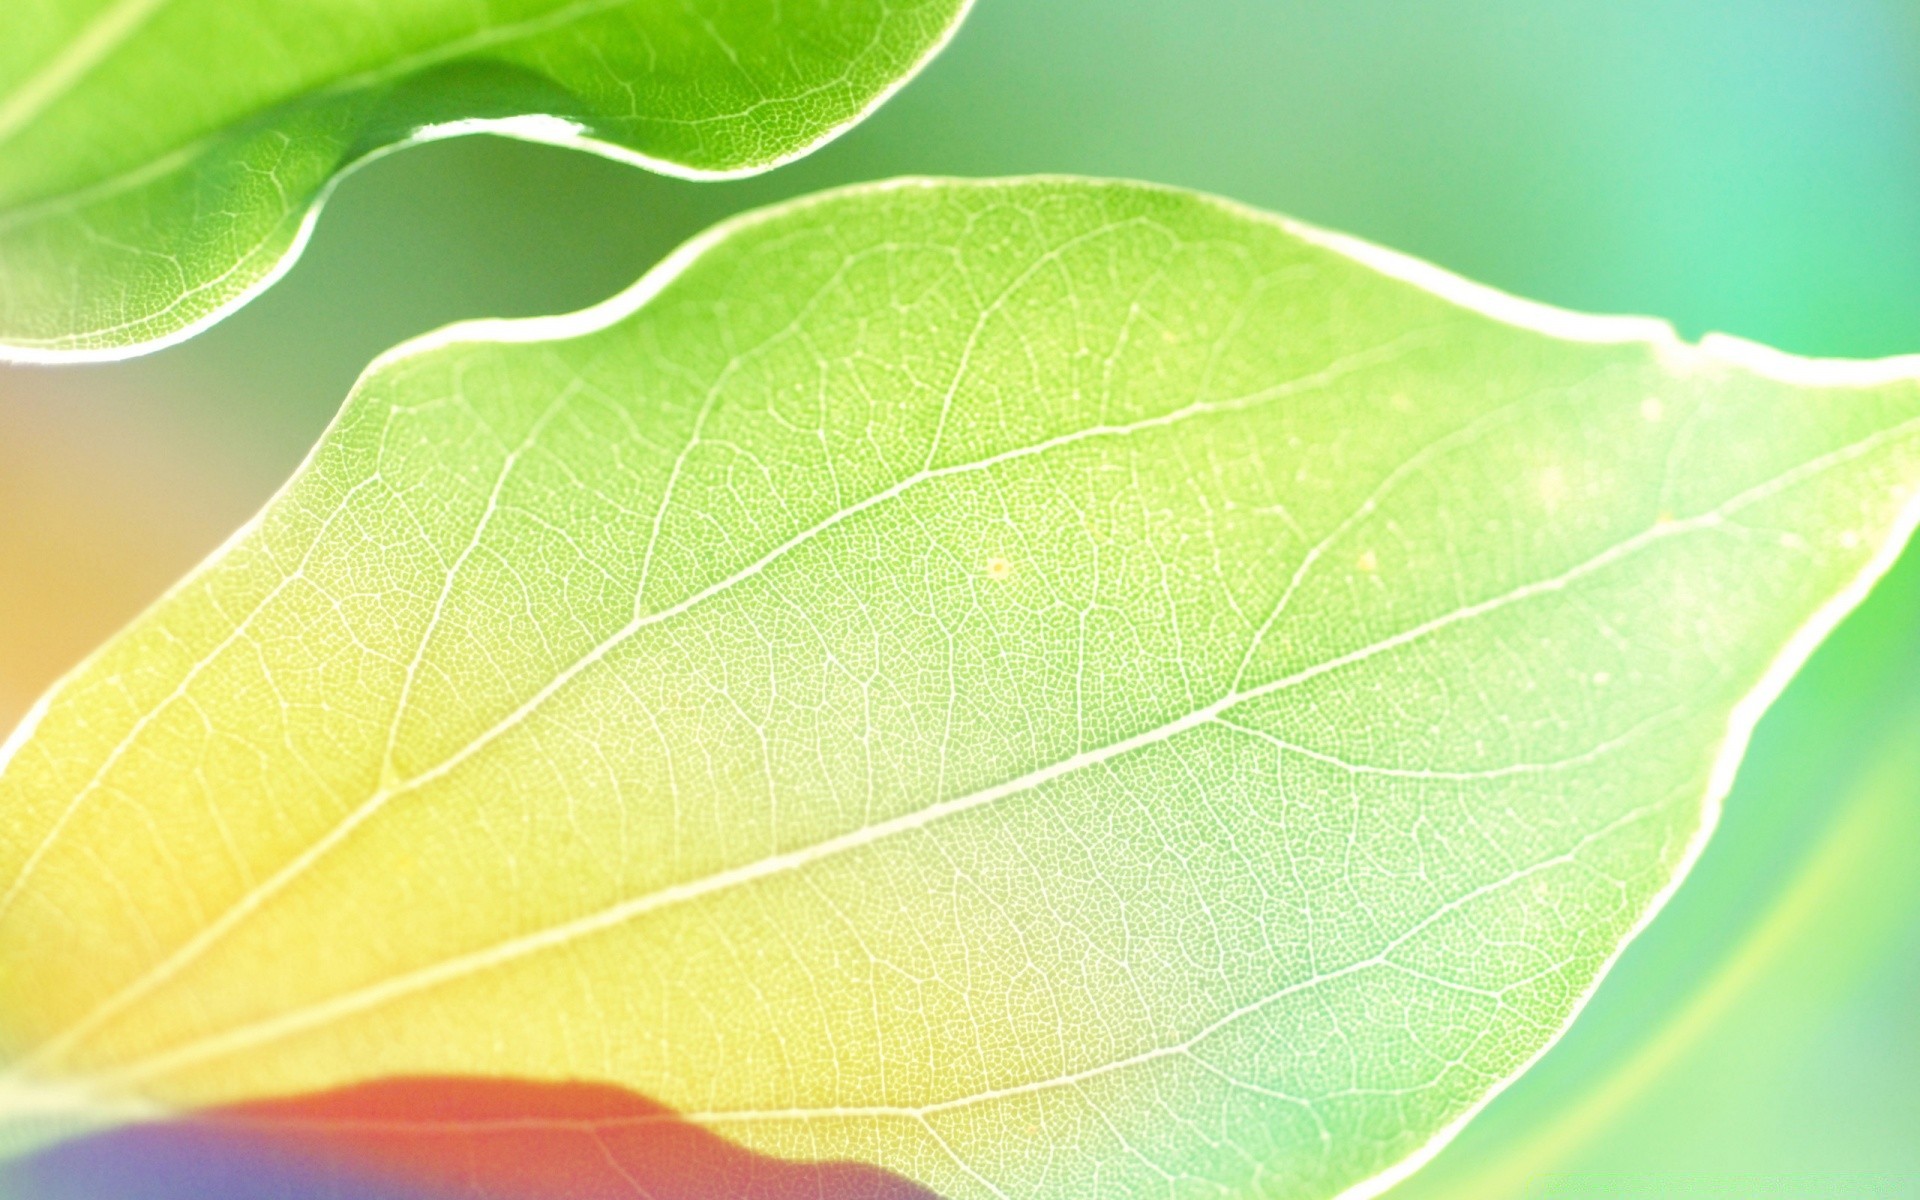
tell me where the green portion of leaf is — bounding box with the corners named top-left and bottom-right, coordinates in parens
top-left (0, 0), bottom-right (972, 360)
top-left (3, 178), bottom-right (1920, 1199)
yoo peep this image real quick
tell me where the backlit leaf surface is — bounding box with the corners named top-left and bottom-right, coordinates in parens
top-left (0, 0), bottom-right (972, 360)
top-left (3, 178), bottom-right (1920, 1198)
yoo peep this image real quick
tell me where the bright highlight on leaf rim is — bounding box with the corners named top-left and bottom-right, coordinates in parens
top-left (0, 0), bottom-right (979, 365)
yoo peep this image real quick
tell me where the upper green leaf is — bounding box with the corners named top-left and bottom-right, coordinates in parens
top-left (0, 0), bottom-right (973, 361)
top-left (3, 178), bottom-right (1920, 1199)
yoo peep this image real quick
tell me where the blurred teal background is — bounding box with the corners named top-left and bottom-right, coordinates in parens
top-left (2, 1), bottom-right (1918, 1194)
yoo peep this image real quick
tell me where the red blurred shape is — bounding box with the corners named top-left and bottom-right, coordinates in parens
top-left (4, 1077), bottom-right (944, 1200)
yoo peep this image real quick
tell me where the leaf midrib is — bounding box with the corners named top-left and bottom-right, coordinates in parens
top-left (7, 336), bottom-right (1412, 1077)
top-left (0, 0), bottom-right (174, 146)
top-left (51, 493), bottom-right (1747, 1091)
top-left (23, 320), bottom-right (1919, 1112)
top-left (41, 362), bottom-right (1920, 1094)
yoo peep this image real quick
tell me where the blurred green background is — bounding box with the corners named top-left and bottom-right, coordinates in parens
top-left (2, 1), bottom-right (1918, 1195)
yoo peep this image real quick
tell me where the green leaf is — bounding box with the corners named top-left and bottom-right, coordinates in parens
top-left (3, 177), bottom-right (1920, 1199)
top-left (0, 0), bottom-right (973, 362)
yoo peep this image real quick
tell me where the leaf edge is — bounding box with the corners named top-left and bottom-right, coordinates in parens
top-left (0, 0), bottom-right (979, 366)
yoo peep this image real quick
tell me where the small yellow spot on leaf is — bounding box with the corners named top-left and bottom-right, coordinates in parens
top-left (984, 557), bottom-right (1013, 580)
top-left (1356, 549), bottom-right (1379, 573)
top-left (1537, 465), bottom-right (1568, 510)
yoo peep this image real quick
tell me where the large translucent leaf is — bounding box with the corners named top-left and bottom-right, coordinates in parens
top-left (3, 178), bottom-right (1919, 1199)
top-left (0, 0), bottom-right (972, 361)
